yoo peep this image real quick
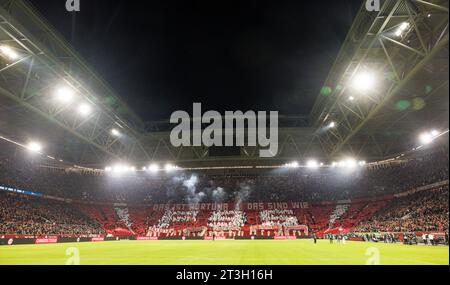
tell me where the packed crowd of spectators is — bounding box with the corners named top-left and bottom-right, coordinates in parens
top-left (114, 207), bottom-right (133, 228)
top-left (0, 146), bottom-right (448, 236)
top-left (329, 204), bottom-right (350, 227)
top-left (155, 210), bottom-right (199, 229)
top-left (0, 192), bottom-right (104, 236)
top-left (354, 186), bottom-right (449, 233)
top-left (208, 210), bottom-right (247, 230)
top-left (259, 209), bottom-right (299, 227)
top-left (171, 211), bottom-right (198, 223)
top-left (156, 210), bottom-right (173, 229)
top-left (1, 148), bottom-right (447, 204)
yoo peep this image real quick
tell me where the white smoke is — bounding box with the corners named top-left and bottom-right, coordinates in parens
top-left (212, 187), bottom-right (226, 202)
top-left (182, 175), bottom-right (205, 205)
top-left (235, 181), bottom-right (253, 210)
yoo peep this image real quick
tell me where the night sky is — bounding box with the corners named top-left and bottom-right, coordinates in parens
top-left (28, 0), bottom-right (360, 121)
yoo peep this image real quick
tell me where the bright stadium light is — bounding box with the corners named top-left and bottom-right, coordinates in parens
top-left (336, 158), bottom-right (359, 169)
top-left (359, 160), bottom-right (367, 166)
top-left (344, 158), bottom-right (357, 169)
top-left (149, 164), bottom-right (160, 173)
top-left (419, 133), bottom-right (433, 144)
top-left (351, 71), bottom-right (376, 92)
top-left (431, 130), bottom-right (440, 137)
top-left (306, 160), bottom-right (319, 169)
top-left (399, 22), bottom-right (410, 30)
top-left (105, 166), bottom-right (112, 172)
top-left (328, 121), bottom-right (336, 128)
top-left (26, 141), bottom-right (42, 153)
top-left (165, 164), bottom-right (178, 172)
top-left (111, 129), bottom-right (121, 137)
top-left (112, 164), bottom-right (132, 174)
top-left (419, 130), bottom-right (440, 145)
top-left (56, 86), bottom-right (75, 103)
top-left (78, 103), bottom-right (92, 116)
top-left (284, 162), bottom-right (299, 168)
top-left (395, 22), bottom-right (410, 37)
top-left (0, 45), bottom-right (19, 60)
top-left (349, 96), bottom-right (355, 101)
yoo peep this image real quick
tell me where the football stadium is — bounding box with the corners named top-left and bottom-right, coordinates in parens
top-left (0, 0), bottom-right (449, 267)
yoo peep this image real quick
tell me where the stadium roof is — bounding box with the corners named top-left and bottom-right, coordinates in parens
top-left (0, 0), bottom-right (448, 168)
top-left (309, 0), bottom-right (449, 159)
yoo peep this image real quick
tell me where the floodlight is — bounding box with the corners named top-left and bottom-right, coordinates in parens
top-left (56, 87), bottom-right (75, 103)
top-left (337, 158), bottom-right (358, 169)
top-left (26, 142), bottom-right (42, 153)
top-left (105, 167), bottom-right (112, 172)
top-left (112, 164), bottom-right (130, 173)
top-left (149, 164), bottom-right (159, 173)
top-left (0, 45), bottom-right (18, 60)
top-left (395, 22), bottom-right (410, 37)
top-left (352, 71), bottom-right (376, 92)
top-left (306, 160), bottom-right (319, 169)
top-left (419, 132), bottom-right (434, 145)
top-left (111, 129), bottom-right (121, 137)
top-left (344, 158), bottom-right (357, 169)
top-left (285, 162), bottom-right (299, 168)
top-left (431, 130), bottom-right (439, 137)
top-left (399, 22), bottom-right (410, 31)
top-left (329, 122), bottom-right (336, 128)
top-left (78, 104), bottom-right (92, 116)
top-left (349, 96), bottom-right (355, 101)
top-left (165, 164), bottom-right (178, 172)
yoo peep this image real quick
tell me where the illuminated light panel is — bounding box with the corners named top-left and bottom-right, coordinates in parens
top-left (111, 129), bottom-right (121, 137)
top-left (395, 22), bottom-right (410, 37)
top-left (0, 45), bottom-right (19, 60)
top-left (418, 130), bottom-right (442, 145)
top-left (26, 142), bottom-right (42, 153)
top-left (165, 164), bottom-right (178, 172)
top-left (78, 104), bottom-right (92, 116)
top-left (306, 160), bottom-right (319, 169)
top-left (149, 164), bottom-right (160, 173)
top-left (56, 87), bottom-right (75, 103)
top-left (352, 72), bottom-right (376, 92)
top-left (284, 162), bottom-right (300, 168)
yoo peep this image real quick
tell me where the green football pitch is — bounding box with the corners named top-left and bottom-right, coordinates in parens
top-left (0, 240), bottom-right (448, 265)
